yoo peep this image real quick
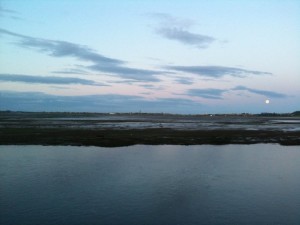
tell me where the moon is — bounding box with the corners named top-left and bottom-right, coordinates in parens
top-left (265, 99), bottom-right (270, 104)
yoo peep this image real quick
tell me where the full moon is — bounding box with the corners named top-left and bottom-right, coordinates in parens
top-left (265, 99), bottom-right (270, 104)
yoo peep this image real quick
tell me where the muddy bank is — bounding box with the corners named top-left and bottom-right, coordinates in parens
top-left (1, 128), bottom-right (300, 147)
top-left (1, 112), bottom-right (299, 147)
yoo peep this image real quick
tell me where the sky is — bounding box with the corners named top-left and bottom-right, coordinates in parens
top-left (0, 0), bottom-right (299, 114)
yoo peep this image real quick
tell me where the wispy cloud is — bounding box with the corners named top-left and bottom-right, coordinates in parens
top-left (0, 28), bottom-right (161, 82)
top-left (148, 13), bottom-right (195, 28)
top-left (52, 68), bottom-right (91, 75)
top-left (149, 13), bottom-right (215, 48)
top-left (140, 84), bottom-right (165, 90)
top-left (232, 86), bottom-right (288, 98)
top-left (157, 28), bottom-right (215, 48)
top-left (174, 77), bottom-right (194, 85)
top-left (166, 65), bottom-right (272, 78)
top-left (0, 91), bottom-right (202, 114)
top-left (0, 73), bottom-right (105, 86)
top-left (88, 64), bottom-right (160, 82)
top-left (0, 6), bottom-right (22, 20)
top-left (187, 88), bottom-right (226, 99)
top-left (186, 85), bottom-right (288, 100)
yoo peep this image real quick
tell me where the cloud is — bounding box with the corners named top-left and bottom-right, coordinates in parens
top-left (0, 73), bottom-right (104, 86)
top-left (187, 88), bottom-right (226, 99)
top-left (0, 90), bottom-right (292, 114)
top-left (149, 13), bottom-right (215, 48)
top-left (232, 86), bottom-right (288, 98)
top-left (0, 6), bottom-right (16, 14)
top-left (0, 6), bottom-right (22, 20)
top-left (0, 91), bottom-right (202, 114)
top-left (174, 77), bottom-right (194, 85)
top-left (166, 65), bottom-right (272, 78)
top-left (148, 13), bottom-right (195, 29)
top-left (0, 28), bottom-right (161, 82)
top-left (52, 68), bottom-right (91, 75)
top-left (88, 64), bottom-right (160, 82)
top-left (186, 85), bottom-right (287, 100)
top-left (140, 84), bottom-right (165, 90)
top-left (156, 28), bottom-right (215, 48)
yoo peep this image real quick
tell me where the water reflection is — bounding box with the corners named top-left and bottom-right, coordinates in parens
top-left (1, 145), bottom-right (300, 225)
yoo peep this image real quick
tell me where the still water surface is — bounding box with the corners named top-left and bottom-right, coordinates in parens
top-left (1, 144), bottom-right (300, 225)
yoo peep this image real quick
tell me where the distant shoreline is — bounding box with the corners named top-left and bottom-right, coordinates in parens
top-left (1, 111), bottom-right (300, 147)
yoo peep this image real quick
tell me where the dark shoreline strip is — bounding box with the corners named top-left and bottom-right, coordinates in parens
top-left (1, 128), bottom-right (300, 147)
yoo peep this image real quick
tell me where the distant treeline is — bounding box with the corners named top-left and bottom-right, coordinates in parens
top-left (0, 110), bottom-right (299, 117)
top-left (258, 111), bottom-right (300, 117)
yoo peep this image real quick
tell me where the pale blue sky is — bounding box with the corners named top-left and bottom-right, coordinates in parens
top-left (0, 0), bottom-right (299, 113)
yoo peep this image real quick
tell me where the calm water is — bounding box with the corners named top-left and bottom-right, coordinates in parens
top-left (1, 145), bottom-right (300, 225)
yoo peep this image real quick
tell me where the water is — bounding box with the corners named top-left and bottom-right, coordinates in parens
top-left (1, 145), bottom-right (300, 225)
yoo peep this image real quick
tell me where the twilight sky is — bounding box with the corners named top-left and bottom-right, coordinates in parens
top-left (0, 0), bottom-right (299, 114)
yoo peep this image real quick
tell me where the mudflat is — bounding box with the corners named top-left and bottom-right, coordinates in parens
top-left (1, 111), bottom-right (299, 146)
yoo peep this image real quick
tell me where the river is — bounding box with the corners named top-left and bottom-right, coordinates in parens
top-left (1, 144), bottom-right (300, 225)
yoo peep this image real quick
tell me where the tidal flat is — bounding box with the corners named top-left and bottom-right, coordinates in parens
top-left (0, 111), bottom-right (300, 146)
